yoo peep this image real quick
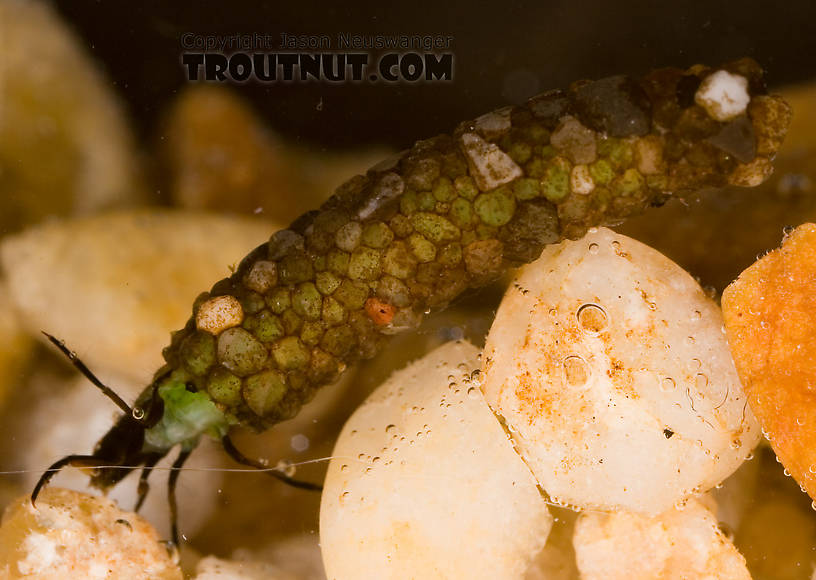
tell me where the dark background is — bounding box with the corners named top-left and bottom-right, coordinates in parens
top-left (54, 0), bottom-right (816, 150)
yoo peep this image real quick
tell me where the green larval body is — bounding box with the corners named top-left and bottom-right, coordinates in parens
top-left (152, 58), bottom-right (790, 438)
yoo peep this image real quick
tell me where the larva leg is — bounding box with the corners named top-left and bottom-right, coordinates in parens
top-left (221, 435), bottom-right (323, 491)
top-left (31, 455), bottom-right (110, 505)
top-left (134, 454), bottom-right (162, 512)
top-left (167, 447), bottom-right (193, 548)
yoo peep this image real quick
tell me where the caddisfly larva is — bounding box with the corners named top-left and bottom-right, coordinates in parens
top-left (33, 58), bottom-right (791, 546)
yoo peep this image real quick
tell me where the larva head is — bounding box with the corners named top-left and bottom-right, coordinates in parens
top-left (88, 377), bottom-right (229, 489)
top-left (88, 414), bottom-right (164, 491)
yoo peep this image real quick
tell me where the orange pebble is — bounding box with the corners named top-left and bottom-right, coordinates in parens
top-left (364, 297), bottom-right (396, 326)
top-left (722, 223), bottom-right (816, 500)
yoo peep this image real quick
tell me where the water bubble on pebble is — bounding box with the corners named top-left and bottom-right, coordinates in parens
top-left (564, 355), bottom-right (589, 387)
top-left (577, 303), bottom-right (608, 334)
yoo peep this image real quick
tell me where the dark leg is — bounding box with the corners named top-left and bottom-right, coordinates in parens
top-left (167, 448), bottom-right (192, 549)
top-left (31, 454), bottom-right (111, 505)
top-left (42, 332), bottom-right (133, 417)
top-left (221, 435), bottom-right (323, 491)
top-left (133, 455), bottom-right (162, 512)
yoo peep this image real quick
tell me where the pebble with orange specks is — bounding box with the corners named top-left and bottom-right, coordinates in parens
top-left (481, 227), bottom-right (760, 514)
top-left (723, 223), bottom-right (816, 504)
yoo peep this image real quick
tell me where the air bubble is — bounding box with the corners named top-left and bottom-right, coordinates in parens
top-left (132, 407), bottom-right (145, 421)
top-left (563, 355), bottom-right (589, 387)
top-left (691, 310), bottom-right (702, 322)
top-left (577, 303), bottom-right (608, 334)
top-left (588, 242), bottom-right (600, 255)
top-left (467, 387), bottom-right (479, 399)
top-left (470, 369), bottom-right (482, 384)
top-left (276, 459), bottom-right (296, 478)
top-left (695, 373), bottom-right (708, 390)
top-left (290, 433), bottom-right (310, 452)
top-left (340, 464), bottom-right (349, 472)
top-left (385, 424), bottom-right (396, 434)
top-left (689, 358), bottom-right (702, 372)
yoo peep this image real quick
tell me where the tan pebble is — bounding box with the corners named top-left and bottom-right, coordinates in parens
top-left (0, 210), bottom-right (274, 387)
top-left (474, 107), bottom-right (513, 140)
top-left (196, 295), bottom-right (244, 335)
top-left (550, 116), bottom-right (597, 165)
top-left (0, 488), bottom-right (182, 579)
top-left (574, 499), bottom-right (751, 580)
top-left (243, 260), bottom-right (277, 294)
top-left (634, 135), bottom-right (664, 175)
top-left (459, 132), bottom-right (523, 191)
top-left (570, 164), bottom-right (595, 195)
top-left (749, 94), bottom-right (794, 156)
top-left (727, 157), bottom-right (773, 187)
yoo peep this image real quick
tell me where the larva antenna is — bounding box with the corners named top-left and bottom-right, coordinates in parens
top-left (41, 331), bottom-right (134, 418)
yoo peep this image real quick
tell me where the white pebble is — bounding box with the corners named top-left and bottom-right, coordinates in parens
top-left (321, 341), bottom-right (552, 579)
top-left (574, 499), bottom-right (751, 579)
top-left (695, 70), bottom-right (750, 121)
top-left (459, 132), bottom-right (524, 191)
top-left (481, 227), bottom-right (760, 514)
